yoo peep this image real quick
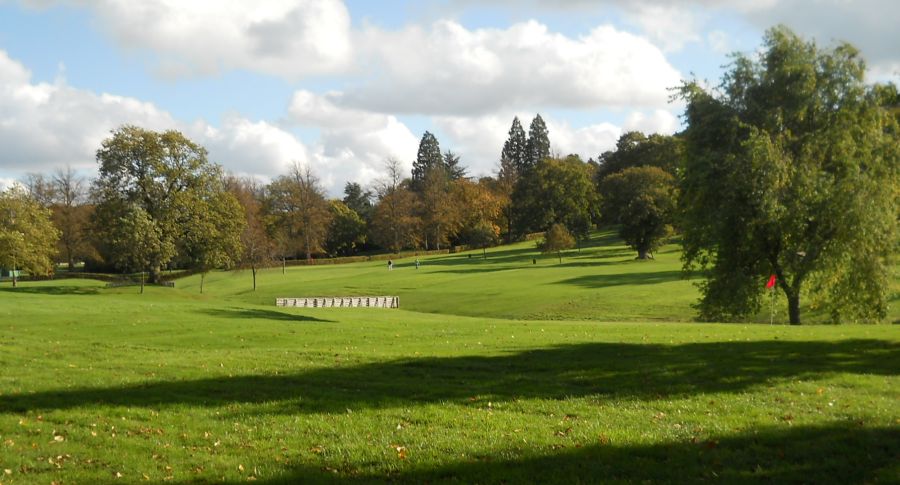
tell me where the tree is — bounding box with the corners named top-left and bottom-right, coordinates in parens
top-left (601, 166), bottom-right (677, 259)
top-left (678, 26), bottom-right (900, 324)
top-left (177, 189), bottom-right (244, 293)
top-left (51, 167), bottom-right (92, 271)
top-left (513, 156), bottom-right (599, 239)
top-left (443, 150), bottom-right (467, 180)
top-left (92, 125), bottom-right (230, 283)
top-left (411, 131), bottom-right (442, 191)
top-left (453, 177), bottom-right (503, 255)
top-left (371, 159), bottom-right (421, 252)
top-left (325, 200), bottom-right (367, 256)
top-left (227, 177), bottom-right (274, 291)
top-left (342, 182), bottom-right (373, 222)
top-left (524, 114), bottom-right (550, 171)
top-left (0, 185), bottom-right (59, 286)
top-left (538, 223), bottom-right (575, 264)
top-left (419, 165), bottom-right (461, 250)
top-left (499, 117), bottom-right (528, 242)
top-left (109, 204), bottom-right (174, 294)
top-left (496, 154), bottom-right (516, 243)
top-left (595, 132), bottom-right (683, 183)
top-left (266, 163), bottom-right (332, 262)
top-left (462, 221), bottom-right (498, 259)
top-left (501, 116), bottom-right (528, 176)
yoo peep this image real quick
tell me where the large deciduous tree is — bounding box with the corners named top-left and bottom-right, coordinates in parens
top-left (371, 159), bottom-right (421, 252)
top-left (601, 166), bottom-right (677, 260)
top-left (227, 177), bottom-right (274, 291)
top-left (109, 204), bottom-right (174, 293)
top-left (678, 26), bottom-right (900, 324)
top-left (92, 125), bottom-right (234, 283)
top-left (0, 185), bottom-right (59, 286)
top-left (513, 156), bottom-right (599, 239)
top-left (266, 163), bottom-right (332, 262)
top-left (325, 200), bottom-right (367, 256)
top-left (595, 132), bottom-right (683, 183)
top-left (177, 189), bottom-right (244, 293)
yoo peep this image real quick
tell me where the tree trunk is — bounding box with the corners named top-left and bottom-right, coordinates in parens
top-left (558, 251), bottom-right (562, 264)
top-left (68, 254), bottom-right (75, 273)
top-left (482, 247), bottom-right (486, 259)
top-left (140, 271), bottom-right (145, 294)
top-left (637, 249), bottom-right (650, 260)
top-left (252, 265), bottom-right (257, 291)
top-left (282, 256), bottom-right (286, 274)
top-left (200, 272), bottom-right (205, 294)
top-left (787, 292), bottom-right (801, 325)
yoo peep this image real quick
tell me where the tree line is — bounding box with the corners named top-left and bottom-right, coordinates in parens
top-left (1, 26), bottom-right (897, 323)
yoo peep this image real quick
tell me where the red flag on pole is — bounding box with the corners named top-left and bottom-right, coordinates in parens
top-left (766, 274), bottom-right (777, 289)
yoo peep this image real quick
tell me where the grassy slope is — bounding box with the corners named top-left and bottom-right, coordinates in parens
top-left (0, 232), bottom-right (897, 484)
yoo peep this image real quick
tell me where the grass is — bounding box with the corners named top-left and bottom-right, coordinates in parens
top-left (0, 231), bottom-right (897, 484)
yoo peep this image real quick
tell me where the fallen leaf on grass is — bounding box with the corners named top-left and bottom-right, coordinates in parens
top-left (391, 444), bottom-right (408, 459)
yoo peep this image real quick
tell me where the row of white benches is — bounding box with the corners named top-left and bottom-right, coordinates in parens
top-left (276, 296), bottom-right (399, 308)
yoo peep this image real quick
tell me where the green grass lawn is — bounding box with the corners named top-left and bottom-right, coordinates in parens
top-left (0, 232), bottom-right (897, 484)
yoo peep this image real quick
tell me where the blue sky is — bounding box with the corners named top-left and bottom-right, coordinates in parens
top-left (0, 0), bottom-right (897, 195)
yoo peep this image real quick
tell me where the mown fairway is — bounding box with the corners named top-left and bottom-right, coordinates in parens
top-left (1, 233), bottom-right (898, 484)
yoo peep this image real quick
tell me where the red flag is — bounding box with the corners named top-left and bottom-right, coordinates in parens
top-left (766, 274), bottom-right (777, 289)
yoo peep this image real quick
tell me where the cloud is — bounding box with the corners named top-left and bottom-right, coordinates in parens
top-left (288, 90), bottom-right (419, 190)
top-left (622, 109), bottom-right (680, 136)
top-left (342, 20), bottom-right (682, 115)
top-left (20, 0), bottom-right (352, 80)
top-left (0, 49), bottom-right (177, 174)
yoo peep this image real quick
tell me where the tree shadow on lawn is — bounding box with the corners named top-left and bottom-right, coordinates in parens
top-left (559, 270), bottom-right (692, 288)
top-left (196, 308), bottom-right (334, 323)
top-left (1, 339), bottom-right (895, 415)
top-left (0, 284), bottom-right (101, 296)
top-left (181, 424), bottom-right (899, 484)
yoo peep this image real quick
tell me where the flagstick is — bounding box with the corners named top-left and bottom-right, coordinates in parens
top-left (770, 287), bottom-right (775, 325)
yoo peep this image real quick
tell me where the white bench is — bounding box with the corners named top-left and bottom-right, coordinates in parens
top-left (276, 296), bottom-right (399, 308)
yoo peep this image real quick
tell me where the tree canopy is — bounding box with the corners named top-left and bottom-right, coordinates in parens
top-left (601, 166), bottom-right (677, 260)
top-left (678, 26), bottom-right (900, 324)
top-left (92, 125), bottom-right (238, 282)
top-left (0, 185), bottom-right (59, 285)
top-left (513, 156), bottom-right (599, 239)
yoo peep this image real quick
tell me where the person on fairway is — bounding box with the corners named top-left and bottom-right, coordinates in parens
top-left (388, 259), bottom-right (393, 271)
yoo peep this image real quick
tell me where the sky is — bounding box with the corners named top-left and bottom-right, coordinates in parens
top-left (0, 0), bottom-right (897, 196)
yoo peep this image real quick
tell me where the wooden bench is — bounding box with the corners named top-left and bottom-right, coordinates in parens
top-left (276, 296), bottom-right (399, 308)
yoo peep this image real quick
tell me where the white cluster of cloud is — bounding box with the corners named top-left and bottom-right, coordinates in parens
top-left (345, 20), bottom-right (681, 115)
top-left (22, 0), bottom-right (353, 79)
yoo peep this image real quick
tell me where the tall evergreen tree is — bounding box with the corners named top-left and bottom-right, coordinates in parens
top-left (443, 151), bottom-right (467, 180)
top-left (525, 114), bottom-right (551, 171)
top-left (501, 116), bottom-right (528, 175)
top-left (411, 131), bottom-right (443, 191)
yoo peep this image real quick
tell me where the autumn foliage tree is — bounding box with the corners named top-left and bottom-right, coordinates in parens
top-left (0, 185), bottom-right (59, 286)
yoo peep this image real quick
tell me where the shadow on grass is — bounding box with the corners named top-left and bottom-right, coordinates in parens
top-left (559, 270), bottom-right (690, 288)
top-left (183, 424), bottom-right (899, 484)
top-left (0, 285), bottom-right (101, 296)
top-left (1, 339), bottom-right (895, 415)
top-left (196, 308), bottom-right (334, 323)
